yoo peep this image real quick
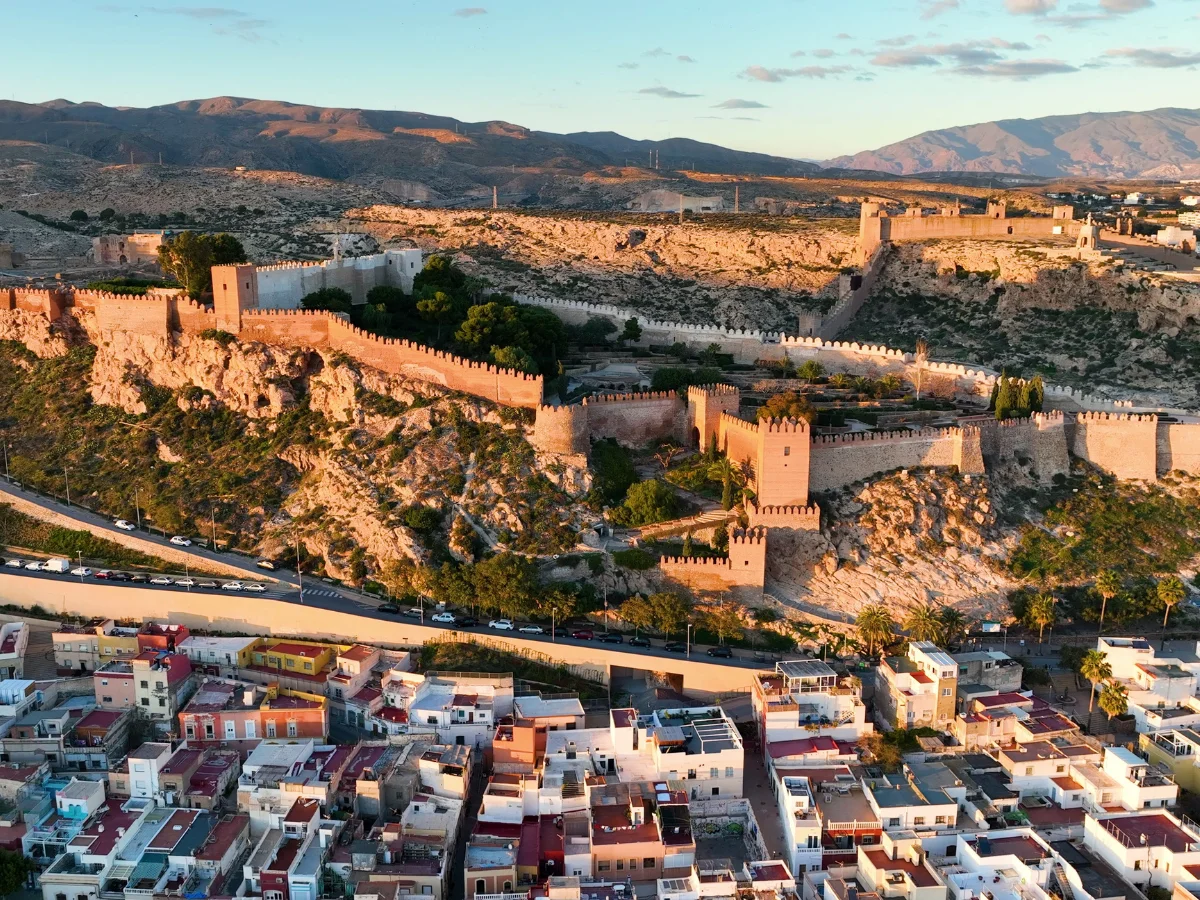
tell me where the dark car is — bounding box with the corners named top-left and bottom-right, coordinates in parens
top-left (706, 646), bottom-right (734, 658)
top-left (627, 636), bottom-right (651, 648)
top-left (256, 559), bottom-right (278, 571)
top-left (129, 573), bottom-right (149, 584)
top-left (197, 580), bottom-right (220, 589)
top-left (663, 641), bottom-right (686, 653)
top-left (570, 629), bottom-right (594, 641)
top-left (597, 633), bottom-right (624, 644)
top-left (377, 604), bottom-right (401, 615)
top-left (456, 616), bottom-right (479, 628)
top-left (108, 572), bottom-right (129, 582)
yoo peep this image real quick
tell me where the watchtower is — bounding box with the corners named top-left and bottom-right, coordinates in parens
top-left (211, 264), bottom-right (258, 333)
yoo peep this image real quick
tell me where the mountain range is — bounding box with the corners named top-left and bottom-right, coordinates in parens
top-left (1, 97), bottom-right (1197, 184)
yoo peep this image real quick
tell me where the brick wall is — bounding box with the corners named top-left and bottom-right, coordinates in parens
top-left (531, 404), bottom-right (590, 454)
top-left (1071, 412), bottom-right (1159, 481)
top-left (808, 427), bottom-right (965, 492)
top-left (718, 413), bottom-right (762, 473)
top-left (756, 418), bottom-right (812, 507)
top-left (85, 291), bottom-right (170, 335)
top-left (10, 287), bottom-right (66, 320)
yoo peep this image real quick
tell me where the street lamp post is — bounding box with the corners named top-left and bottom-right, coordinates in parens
top-left (77, 551), bottom-right (84, 583)
top-left (686, 623), bottom-right (693, 659)
top-left (552, 609), bottom-right (556, 643)
top-left (295, 535), bottom-right (304, 604)
top-left (210, 505), bottom-right (218, 552)
top-left (64, 469), bottom-right (70, 507)
top-left (134, 488), bottom-right (142, 530)
top-left (2, 442), bottom-right (9, 481)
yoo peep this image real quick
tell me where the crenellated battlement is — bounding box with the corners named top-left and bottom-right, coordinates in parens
top-left (581, 390), bottom-right (678, 406)
top-left (990, 410), bottom-right (1066, 430)
top-left (745, 502), bottom-right (821, 531)
top-left (762, 417), bottom-right (810, 435)
top-left (730, 526), bottom-right (767, 546)
top-left (718, 412), bottom-right (759, 434)
top-left (811, 424), bottom-right (963, 446)
top-left (687, 383), bottom-right (739, 399)
top-left (658, 554), bottom-right (734, 568)
top-left (1075, 411), bottom-right (1159, 424)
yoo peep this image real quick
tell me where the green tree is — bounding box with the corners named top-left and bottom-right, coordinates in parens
top-left (157, 231), bottom-right (246, 298)
top-left (681, 531), bottom-right (693, 557)
top-left (367, 285), bottom-right (411, 315)
top-left (857, 732), bottom-right (902, 772)
top-left (1025, 592), bottom-right (1057, 642)
top-left (1026, 374), bottom-right (1044, 412)
top-left (0, 847), bottom-right (33, 896)
top-left (757, 390), bottom-right (817, 424)
top-left (417, 291), bottom-right (456, 342)
top-left (536, 587), bottom-right (578, 630)
top-left (1098, 680), bottom-right (1129, 720)
top-left (1095, 570), bottom-right (1121, 635)
top-left (856, 603), bottom-right (894, 659)
top-left (938, 606), bottom-right (969, 648)
top-left (649, 591), bottom-right (691, 637)
top-left (796, 359), bottom-right (824, 383)
top-left (98, 207), bottom-right (116, 222)
top-left (472, 552), bottom-right (539, 619)
top-left (878, 373), bottom-right (904, 395)
top-left (619, 594), bottom-right (656, 633)
top-left (707, 456), bottom-right (745, 511)
top-left (621, 317), bottom-right (642, 344)
top-left (301, 287), bottom-right (353, 314)
top-left (828, 372), bottom-right (853, 390)
top-left (904, 603), bottom-right (944, 644)
top-left (70, 209), bottom-right (88, 222)
top-left (1158, 575), bottom-right (1186, 631)
top-left (1080, 649), bottom-right (1112, 713)
top-left (611, 480), bottom-right (678, 526)
top-left (994, 374), bottom-right (1017, 421)
top-left (707, 602), bottom-right (744, 645)
top-left (712, 523), bottom-right (729, 554)
top-left (489, 345), bottom-right (537, 373)
top-left (413, 254), bottom-right (468, 296)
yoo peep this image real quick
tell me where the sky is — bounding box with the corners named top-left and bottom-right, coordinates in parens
top-left (3, 0), bottom-right (1199, 161)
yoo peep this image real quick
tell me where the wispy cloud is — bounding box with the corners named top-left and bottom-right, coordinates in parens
top-left (835, 32), bottom-right (852, 39)
top-left (1101, 0), bottom-right (1152, 10)
top-left (920, 0), bottom-right (959, 18)
top-left (677, 55), bottom-right (696, 63)
top-left (1105, 45), bottom-right (1200, 67)
top-left (140, 5), bottom-right (269, 40)
top-left (146, 6), bottom-right (244, 16)
top-left (1043, 0), bottom-right (1155, 26)
top-left (1005, 0), bottom-right (1056, 14)
top-left (713, 98), bottom-right (769, 109)
top-left (813, 48), bottom-right (835, 58)
top-left (617, 62), bottom-right (638, 69)
top-left (872, 38), bottom-right (1034, 68)
top-left (452, 6), bottom-right (487, 16)
top-left (872, 51), bottom-right (941, 67)
top-left (876, 34), bottom-right (917, 47)
top-left (742, 64), bottom-right (852, 81)
top-left (958, 57), bottom-right (1078, 77)
top-left (638, 86), bottom-right (701, 98)
top-left (644, 47), bottom-right (671, 57)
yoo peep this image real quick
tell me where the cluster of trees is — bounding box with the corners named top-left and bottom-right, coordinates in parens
top-left (301, 256), bottom-right (566, 376)
top-left (609, 480), bottom-right (679, 527)
top-left (1010, 572), bottom-right (1188, 640)
top-left (757, 390), bottom-right (817, 424)
top-left (619, 591), bottom-right (692, 637)
top-left (989, 373), bottom-right (1045, 421)
top-left (157, 231), bottom-right (248, 298)
top-left (855, 601), bottom-right (970, 658)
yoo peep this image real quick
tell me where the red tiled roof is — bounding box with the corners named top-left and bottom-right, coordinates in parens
top-left (73, 708), bottom-right (124, 732)
top-left (340, 645), bottom-right (375, 662)
top-left (265, 642), bottom-right (327, 658)
top-left (375, 708), bottom-right (408, 723)
top-left (196, 814), bottom-right (249, 861)
top-left (286, 797), bottom-right (321, 823)
top-left (864, 850), bottom-right (938, 888)
top-left (611, 709), bottom-right (637, 728)
top-left (767, 736), bottom-right (857, 759)
top-left (974, 692), bottom-right (1033, 709)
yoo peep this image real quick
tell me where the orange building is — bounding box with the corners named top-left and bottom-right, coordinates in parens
top-left (180, 679), bottom-right (327, 743)
top-left (492, 720), bottom-right (548, 773)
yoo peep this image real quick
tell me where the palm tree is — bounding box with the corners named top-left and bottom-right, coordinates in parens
top-left (903, 604), bottom-right (943, 644)
top-left (938, 607), bottom-right (969, 649)
top-left (1094, 570), bottom-right (1120, 635)
top-left (856, 603), bottom-right (895, 659)
top-left (707, 457), bottom-right (745, 511)
top-left (1158, 575), bottom-right (1186, 632)
top-left (1098, 680), bottom-right (1129, 721)
top-left (829, 373), bottom-right (853, 390)
top-left (1026, 593), bottom-right (1057, 643)
top-left (914, 339), bottom-right (929, 401)
top-left (1080, 649), bottom-right (1112, 713)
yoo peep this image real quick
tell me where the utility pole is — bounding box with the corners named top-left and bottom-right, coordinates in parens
top-left (130, 150), bottom-right (134, 166)
top-left (295, 535), bottom-right (303, 604)
top-left (64, 469), bottom-right (70, 507)
top-left (210, 505), bottom-right (217, 551)
top-left (735, 185), bottom-right (739, 214)
top-left (492, 186), bottom-right (497, 210)
top-left (2, 442), bottom-right (8, 481)
top-left (159, 152), bottom-right (163, 166)
top-left (679, 194), bottom-right (685, 226)
top-left (134, 487), bottom-right (141, 530)
top-left (649, 150), bottom-right (653, 168)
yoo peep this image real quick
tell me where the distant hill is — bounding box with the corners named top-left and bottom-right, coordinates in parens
top-left (826, 107), bottom-right (1200, 179)
top-left (0, 97), bottom-right (813, 184)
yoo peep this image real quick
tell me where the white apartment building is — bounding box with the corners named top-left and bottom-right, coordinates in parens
top-left (997, 740), bottom-right (1101, 803)
top-left (854, 831), bottom-right (946, 900)
top-left (876, 643), bottom-right (958, 732)
top-left (176, 636), bottom-right (260, 673)
top-left (402, 674), bottom-right (513, 748)
top-left (609, 707), bottom-right (745, 799)
top-left (1069, 746), bottom-right (1178, 814)
top-left (122, 742), bottom-right (174, 799)
top-left (936, 829), bottom-right (1072, 900)
top-left (1098, 636), bottom-right (1156, 680)
top-left (863, 772), bottom-right (958, 833)
top-left (1083, 809), bottom-right (1200, 894)
top-left (0, 622), bottom-right (29, 679)
top-left (751, 660), bottom-right (870, 750)
top-left (777, 774), bottom-right (823, 877)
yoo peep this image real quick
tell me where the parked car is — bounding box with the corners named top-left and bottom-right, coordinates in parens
top-left (150, 576), bottom-right (173, 585)
top-left (23, 561), bottom-right (42, 571)
top-left (114, 519), bottom-right (136, 531)
top-left (197, 580), bottom-right (220, 589)
top-left (570, 629), bottom-right (594, 641)
top-left (518, 624), bottom-right (544, 634)
top-left (244, 583), bottom-right (267, 593)
top-left (128, 573), bottom-right (148, 583)
top-left (169, 535), bottom-right (192, 547)
top-left (70, 567), bottom-right (93, 577)
top-left (706, 646), bottom-right (734, 658)
top-left (255, 559), bottom-right (278, 571)
top-left (174, 578), bottom-right (195, 587)
top-left (456, 616), bottom-right (479, 628)
top-left (43, 558), bottom-right (70, 573)
top-left (400, 607), bottom-right (423, 619)
top-left (488, 619), bottom-right (515, 630)
top-left (377, 604), bottom-right (401, 614)
top-left (627, 636), bottom-right (651, 648)
top-left (221, 581), bottom-right (244, 591)
top-left (94, 569), bottom-right (112, 579)
top-left (663, 641), bottom-right (686, 653)
top-left (430, 612), bottom-right (456, 624)
top-left (3, 559), bottom-right (22, 568)
top-left (597, 633), bottom-right (624, 644)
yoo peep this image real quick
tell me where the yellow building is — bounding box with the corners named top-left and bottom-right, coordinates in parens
top-left (250, 639), bottom-right (346, 677)
top-left (1140, 729), bottom-right (1200, 793)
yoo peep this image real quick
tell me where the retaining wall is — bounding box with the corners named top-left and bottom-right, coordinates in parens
top-left (976, 412), bottom-right (1070, 482)
top-left (658, 528), bottom-right (766, 597)
top-left (808, 427), bottom-right (969, 493)
top-left (1157, 422), bottom-right (1200, 477)
top-left (1071, 413), bottom-right (1159, 482)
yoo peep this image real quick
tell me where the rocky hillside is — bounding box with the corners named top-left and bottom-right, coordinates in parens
top-left (842, 241), bottom-right (1200, 409)
top-left (349, 206), bottom-right (860, 329)
top-left (0, 311), bottom-right (587, 583)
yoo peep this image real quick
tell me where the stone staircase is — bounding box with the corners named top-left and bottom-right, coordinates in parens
top-left (634, 507), bottom-right (741, 541)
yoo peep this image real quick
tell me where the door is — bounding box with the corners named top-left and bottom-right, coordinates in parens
top-left (224, 720), bottom-right (236, 739)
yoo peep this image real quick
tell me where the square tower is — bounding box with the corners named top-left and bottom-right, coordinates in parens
top-left (755, 418), bottom-right (810, 508)
top-left (211, 264), bottom-right (258, 334)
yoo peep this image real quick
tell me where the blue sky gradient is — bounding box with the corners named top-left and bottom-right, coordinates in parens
top-left (3, 0), bottom-right (1198, 159)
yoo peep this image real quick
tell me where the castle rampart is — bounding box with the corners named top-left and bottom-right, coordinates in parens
top-left (745, 501), bottom-right (821, 530)
top-left (531, 404), bottom-right (590, 455)
top-left (687, 384), bottom-right (740, 452)
top-left (658, 527), bottom-right (766, 597)
top-left (808, 425), bottom-right (969, 493)
top-left (975, 411), bottom-right (1069, 482)
top-left (1157, 422), bottom-right (1200, 477)
top-left (1071, 412), bottom-right (1159, 482)
top-left (580, 391), bottom-right (683, 446)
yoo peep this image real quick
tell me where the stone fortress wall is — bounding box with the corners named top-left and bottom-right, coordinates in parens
top-left (807, 424), bottom-right (985, 493)
top-left (252, 250), bottom-right (423, 307)
top-left (658, 527), bottom-right (767, 597)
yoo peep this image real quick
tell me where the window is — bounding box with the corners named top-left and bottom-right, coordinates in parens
top-left (1056, 765), bottom-right (1065, 774)
top-left (783, 447), bottom-right (791, 456)
top-left (185, 724), bottom-right (195, 739)
top-left (266, 720), bottom-right (277, 738)
top-left (304, 662), bottom-right (312, 671)
top-left (643, 858), bottom-right (656, 869)
top-left (287, 721), bottom-right (298, 737)
top-left (155, 681), bottom-right (164, 690)
top-left (935, 816), bottom-right (946, 824)
top-left (286, 659), bottom-right (295, 668)
top-left (101, 679), bottom-right (109, 686)
top-left (710, 768), bottom-right (719, 779)
top-left (711, 787), bottom-right (719, 797)
top-left (1025, 766), bottom-right (1033, 776)
top-left (914, 817), bottom-right (925, 826)
top-left (726, 766), bottom-right (735, 778)
top-left (141, 697), bottom-right (150, 706)
top-left (205, 723), bottom-right (215, 739)
top-left (502, 883), bottom-right (512, 893)
top-left (158, 698), bottom-right (165, 707)
top-left (1134, 861), bottom-right (1142, 871)
top-left (688, 769), bottom-right (696, 779)
top-left (102, 696), bottom-right (113, 703)
top-left (888, 818), bottom-right (900, 828)
top-left (475, 881), bottom-right (485, 895)
top-left (629, 859), bottom-right (637, 870)
top-left (598, 862), bottom-right (610, 872)
top-left (942, 688), bottom-right (952, 697)
top-left (616, 861), bottom-right (624, 871)
top-left (140, 680), bottom-right (149, 689)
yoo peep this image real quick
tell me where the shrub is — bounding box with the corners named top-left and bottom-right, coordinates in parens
top-left (612, 548), bottom-right (656, 570)
top-left (610, 480), bottom-right (679, 527)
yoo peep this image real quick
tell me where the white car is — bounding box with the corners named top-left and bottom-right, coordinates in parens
top-left (174, 578), bottom-right (195, 587)
top-left (518, 624), bottom-right (544, 634)
top-left (488, 619), bottom-right (515, 630)
top-left (70, 567), bottom-right (93, 577)
top-left (244, 583), bottom-right (267, 593)
top-left (430, 612), bottom-right (456, 624)
top-left (23, 561), bottom-right (43, 571)
top-left (169, 536), bottom-right (192, 547)
top-left (4, 559), bottom-right (23, 568)
top-left (150, 576), bottom-right (172, 585)
top-left (221, 581), bottom-right (244, 591)
top-left (114, 519), bottom-right (136, 531)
